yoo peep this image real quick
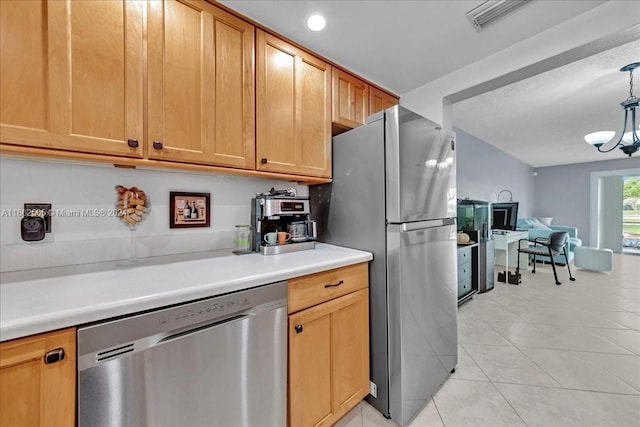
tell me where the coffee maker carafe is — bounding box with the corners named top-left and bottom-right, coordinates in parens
top-left (251, 188), bottom-right (317, 255)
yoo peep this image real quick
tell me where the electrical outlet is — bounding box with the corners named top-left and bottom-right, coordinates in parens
top-left (369, 381), bottom-right (377, 398)
top-left (21, 216), bottom-right (46, 241)
top-left (24, 203), bottom-right (52, 233)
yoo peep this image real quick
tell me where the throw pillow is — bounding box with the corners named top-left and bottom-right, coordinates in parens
top-left (532, 222), bottom-right (552, 231)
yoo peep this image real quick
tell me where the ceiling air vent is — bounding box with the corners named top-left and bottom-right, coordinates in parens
top-left (466, 0), bottom-right (530, 31)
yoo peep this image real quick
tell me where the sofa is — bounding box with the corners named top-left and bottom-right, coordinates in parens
top-left (516, 217), bottom-right (582, 264)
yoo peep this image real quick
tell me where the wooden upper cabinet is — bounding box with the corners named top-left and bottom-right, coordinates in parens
top-left (256, 30), bottom-right (331, 178)
top-left (147, 0), bottom-right (255, 169)
top-left (332, 68), bottom-right (369, 129)
top-left (369, 86), bottom-right (399, 115)
top-left (0, 328), bottom-right (76, 427)
top-left (0, 0), bottom-right (144, 157)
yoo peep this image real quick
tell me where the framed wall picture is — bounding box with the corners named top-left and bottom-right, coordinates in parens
top-left (169, 192), bottom-right (210, 228)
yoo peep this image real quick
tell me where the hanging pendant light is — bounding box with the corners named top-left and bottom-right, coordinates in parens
top-left (584, 62), bottom-right (640, 157)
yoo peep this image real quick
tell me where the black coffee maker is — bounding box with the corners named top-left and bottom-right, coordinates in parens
top-left (251, 188), bottom-right (317, 255)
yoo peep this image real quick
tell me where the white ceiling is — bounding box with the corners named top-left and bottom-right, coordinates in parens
top-left (220, 0), bottom-right (640, 168)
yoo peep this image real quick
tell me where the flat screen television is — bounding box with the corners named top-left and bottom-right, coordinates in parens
top-left (491, 202), bottom-right (519, 231)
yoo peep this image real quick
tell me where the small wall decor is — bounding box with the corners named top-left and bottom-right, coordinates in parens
top-left (170, 192), bottom-right (210, 228)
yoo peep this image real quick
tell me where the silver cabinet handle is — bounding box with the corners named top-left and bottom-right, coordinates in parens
top-left (44, 348), bottom-right (65, 364)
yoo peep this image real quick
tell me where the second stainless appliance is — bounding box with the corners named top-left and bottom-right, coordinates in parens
top-left (77, 282), bottom-right (287, 427)
top-left (310, 105), bottom-right (458, 426)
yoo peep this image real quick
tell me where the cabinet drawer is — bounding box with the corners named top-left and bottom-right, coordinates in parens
top-left (457, 261), bottom-right (472, 282)
top-left (457, 245), bottom-right (472, 262)
top-left (288, 263), bottom-right (368, 313)
top-left (458, 276), bottom-right (472, 297)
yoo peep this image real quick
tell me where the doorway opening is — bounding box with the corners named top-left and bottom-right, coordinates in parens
top-left (590, 168), bottom-right (640, 255)
top-left (623, 175), bottom-right (640, 255)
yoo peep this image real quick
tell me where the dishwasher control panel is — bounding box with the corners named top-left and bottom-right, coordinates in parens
top-left (169, 295), bottom-right (252, 324)
top-left (77, 281), bottom-right (287, 370)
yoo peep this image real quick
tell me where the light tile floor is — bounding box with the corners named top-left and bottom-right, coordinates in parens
top-left (336, 253), bottom-right (640, 426)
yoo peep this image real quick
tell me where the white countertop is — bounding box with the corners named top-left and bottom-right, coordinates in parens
top-left (0, 243), bottom-right (372, 342)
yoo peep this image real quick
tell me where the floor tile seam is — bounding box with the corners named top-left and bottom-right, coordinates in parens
top-left (512, 322), bottom-right (635, 355)
top-left (514, 344), bottom-right (637, 357)
top-left (570, 352), bottom-right (640, 395)
top-left (425, 396), bottom-right (446, 427)
top-left (473, 311), bottom-right (533, 349)
top-left (459, 342), bottom-right (566, 390)
top-left (562, 385), bottom-right (640, 396)
top-left (457, 343), bottom-right (501, 384)
top-left (488, 377), bottom-right (530, 427)
top-left (489, 379), bottom-right (572, 391)
top-left (584, 327), bottom-right (640, 354)
top-left (516, 346), bottom-right (640, 395)
top-left (566, 387), bottom-right (640, 398)
top-left (585, 319), bottom-right (638, 331)
top-left (503, 344), bottom-right (566, 389)
top-left (434, 376), bottom-right (529, 426)
top-left (575, 326), bottom-right (638, 354)
top-left (505, 319), bottom-right (630, 330)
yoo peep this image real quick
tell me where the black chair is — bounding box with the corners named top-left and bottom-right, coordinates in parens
top-left (515, 231), bottom-right (576, 285)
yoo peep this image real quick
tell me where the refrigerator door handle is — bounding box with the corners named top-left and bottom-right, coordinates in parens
top-left (388, 218), bottom-right (455, 232)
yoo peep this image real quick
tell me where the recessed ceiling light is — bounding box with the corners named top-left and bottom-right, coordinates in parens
top-left (305, 14), bottom-right (326, 32)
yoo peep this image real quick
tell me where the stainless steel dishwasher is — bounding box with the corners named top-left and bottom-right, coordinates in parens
top-left (77, 281), bottom-right (287, 427)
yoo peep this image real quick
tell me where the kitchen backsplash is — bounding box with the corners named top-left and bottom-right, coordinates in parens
top-left (0, 157), bottom-right (306, 272)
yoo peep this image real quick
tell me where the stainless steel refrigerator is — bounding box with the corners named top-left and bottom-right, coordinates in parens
top-left (310, 105), bottom-right (458, 426)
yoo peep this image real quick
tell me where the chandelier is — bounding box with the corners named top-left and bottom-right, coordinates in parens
top-left (584, 62), bottom-right (640, 157)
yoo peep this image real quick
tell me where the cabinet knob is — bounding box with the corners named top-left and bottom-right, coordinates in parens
top-left (127, 139), bottom-right (139, 148)
top-left (260, 158), bottom-right (268, 164)
top-left (153, 141), bottom-right (164, 150)
top-left (295, 324), bottom-right (303, 333)
top-left (44, 348), bottom-right (65, 364)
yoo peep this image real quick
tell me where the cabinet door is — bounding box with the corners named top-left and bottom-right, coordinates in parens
top-left (332, 288), bottom-right (370, 417)
top-left (369, 86), bottom-right (398, 115)
top-left (332, 68), bottom-right (368, 129)
top-left (0, 328), bottom-right (76, 427)
top-left (0, 0), bottom-right (144, 157)
top-left (289, 303), bottom-right (333, 427)
top-left (256, 30), bottom-right (331, 178)
top-left (289, 289), bottom-right (369, 427)
top-left (148, 0), bottom-right (255, 168)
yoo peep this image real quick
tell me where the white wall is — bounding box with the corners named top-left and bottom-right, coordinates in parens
top-left (0, 157), bottom-right (306, 272)
top-left (534, 158), bottom-right (640, 245)
top-left (455, 127), bottom-right (535, 216)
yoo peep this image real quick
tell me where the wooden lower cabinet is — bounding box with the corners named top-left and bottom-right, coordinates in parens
top-left (0, 328), bottom-right (76, 427)
top-left (288, 264), bottom-right (369, 427)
